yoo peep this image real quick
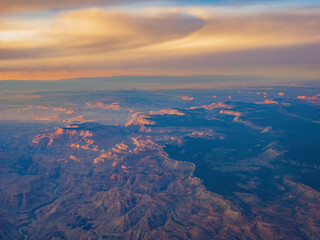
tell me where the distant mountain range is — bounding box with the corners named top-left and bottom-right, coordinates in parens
top-left (1, 75), bottom-right (317, 91)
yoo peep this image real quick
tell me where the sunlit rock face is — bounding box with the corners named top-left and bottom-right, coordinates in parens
top-left (255, 99), bottom-right (279, 104)
top-left (219, 109), bottom-right (242, 117)
top-left (298, 94), bottom-right (320, 105)
top-left (0, 85), bottom-right (320, 239)
top-left (181, 96), bottom-right (194, 101)
top-left (189, 102), bottom-right (232, 110)
top-left (86, 102), bottom-right (120, 110)
top-left (125, 115), bottom-right (156, 127)
top-left (149, 109), bottom-right (185, 116)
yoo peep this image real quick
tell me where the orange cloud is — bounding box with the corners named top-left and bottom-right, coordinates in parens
top-left (0, 0), bottom-right (135, 14)
top-left (0, 7), bottom-right (320, 80)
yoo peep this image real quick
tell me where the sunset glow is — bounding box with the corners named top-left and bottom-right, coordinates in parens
top-left (1, 0), bottom-right (319, 80)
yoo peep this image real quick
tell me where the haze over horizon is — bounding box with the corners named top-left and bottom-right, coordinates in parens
top-left (1, 2), bottom-right (320, 239)
top-left (0, 0), bottom-right (320, 81)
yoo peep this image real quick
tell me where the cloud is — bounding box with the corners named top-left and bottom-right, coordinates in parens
top-left (0, 8), bottom-right (204, 60)
top-left (1, 0), bottom-right (318, 14)
top-left (0, 6), bottom-right (320, 80)
top-left (0, 0), bottom-right (141, 14)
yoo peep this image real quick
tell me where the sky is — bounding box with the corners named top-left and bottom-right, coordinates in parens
top-left (0, 0), bottom-right (319, 80)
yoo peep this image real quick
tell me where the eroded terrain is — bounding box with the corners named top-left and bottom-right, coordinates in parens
top-left (0, 86), bottom-right (320, 239)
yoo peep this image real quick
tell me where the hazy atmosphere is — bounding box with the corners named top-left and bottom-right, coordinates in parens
top-left (1, 0), bottom-right (320, 81)
top-left (0, 1), bottom-right (320, 240)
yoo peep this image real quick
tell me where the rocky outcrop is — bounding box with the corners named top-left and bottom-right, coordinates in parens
top-left (149, 109), bottom-right (184, 116)
top-left (181, 96), bottom-right (194, 101)
top-left (86, 102), bottom-right (120, 110)
top-left (190, 102), bottom-right (232, 110)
